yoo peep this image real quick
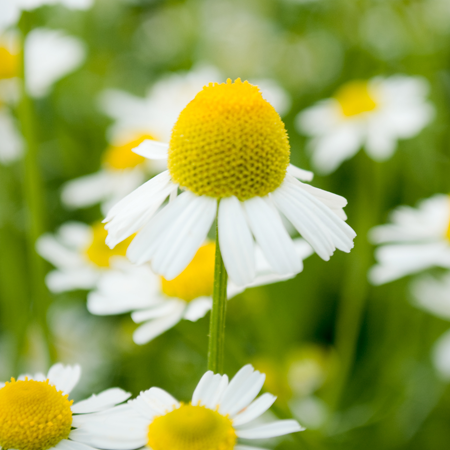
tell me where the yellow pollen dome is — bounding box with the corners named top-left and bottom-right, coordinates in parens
top-left (0, 45), bottom-right (19, 80)
top-left (102, 134), bottom-right (154, 170)
top-left (161, 242), bottom-right (215, 302)
top-left (85, 222), bottom-right (133, 267)
top-left (0, 378), bottom-right (73, 450)
top-left (147, 403), bottom-right (236, 450)
top-left (334, 80), bottom-right (378, 117)
top-left (168, 78), bottom-right (290, 201)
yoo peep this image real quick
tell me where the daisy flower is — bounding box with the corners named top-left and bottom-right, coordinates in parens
top-left (368, 194), bottom-right (450, 285)
top-left (104, 78), bottom-right (356, 287)
top-left (0, 362), bottom-right (132, 450)
top-left (87, 239), bottom-right (314, 344)
top-left (36, 221), bottom-right (132, 293)
top-left (108, 364), bottom-right (304, 450)
top-left (296, 75), bottom-right (434, 174)
top-left (0, 0), bottom-right (93, 32)
top-left (411, 274), bottom-right (450, 380)
top-left (62, 67), bottom-right (290, 213)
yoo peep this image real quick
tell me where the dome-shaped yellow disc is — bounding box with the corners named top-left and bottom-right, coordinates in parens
top-left (0, 378), bottom-right (73, 450)
top-left (168, 78), bottom-right (290, 201)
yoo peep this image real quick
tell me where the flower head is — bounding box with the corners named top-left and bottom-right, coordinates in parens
top-left (37, 221), bottom-right (132, 293)
top-left (297, 75), bottom-right (434, 174)
top-left (0, 363), bottom-right (131, 450)
top-left (368, 194), bottom-right (450, 285)
top-left (106, 365), bottom-right (304, 449)
top-left (104, 79), bottom-right (356, 286)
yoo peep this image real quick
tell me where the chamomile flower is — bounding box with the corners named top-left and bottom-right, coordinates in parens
top-left (87, 240), bottom-right (313, 344)
top-left (0, 0), bottom-right (93, 32)
top-left (36, 221), bottom-right (132, 293)
top-left (104, 79), bottom-right (356, 287)
top-left (108, 364), bottom-right (304, 450)
top-left (368, 194), bottom-right (450, 285)
top-left (0, 362), bottom-right (131, 450)
top-left (296, 75), bottom-right (434, 174)
top-left (62, 67), bottom-right (290, 213)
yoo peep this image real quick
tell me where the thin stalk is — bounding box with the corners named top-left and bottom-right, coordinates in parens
top-left (207, 209), bottom-right (228, 374)
top-left (17, 12), bottom-right (56, 364)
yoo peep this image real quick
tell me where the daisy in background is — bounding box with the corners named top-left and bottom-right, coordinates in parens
top-left (368, 194), bottom-right (450, 285)
top-left (0, 29), bottom-right (85, 164)
top-left (0, 0), bottom-right (93, 33)
top-left (296, 75), bottom-right (434, 174)
top-left (411, 274), bottom-right (450, 381)
top-left (102, 364), bottom-right (304, 450)
top-left (88, 239), bottom-right (314, 344)
top-left (36, 221), bottom-right (132, 293)
top-left (62, 66), bottom-right (290, 213)
top-left (104, 78), bottom-right (356, 287)
top-left (0, 362), bottom-right (133, 450)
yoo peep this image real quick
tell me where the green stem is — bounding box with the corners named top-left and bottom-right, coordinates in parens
top-left (207, 209), bottom-right (228, 374)
top-left (17, 12), bottom-right (56, 364)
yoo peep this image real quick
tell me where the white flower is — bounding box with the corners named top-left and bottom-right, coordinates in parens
top-left (87, 239), bottom-right (314, 344)
top-left (296, 75), bottom-right (434, 174)
top-left (368, 194), bottom-right (450, 285)
top-left (104, 79), bottom-right (356, 287)
top-left (410, 275), bottom-right (450, 380)
top-left (0, 362), bottom-right (131, 450)
top-left (102, 364), bottom-right (304, 450)
top-left (0, 0), bottom-right (93, 32)
top-left (36, 221), bottom-right (132, 293)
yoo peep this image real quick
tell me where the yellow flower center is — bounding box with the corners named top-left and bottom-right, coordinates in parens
top-left (0, 378), bottom-right (73, 450)
top-left (84, 222), bottom-right (133, 267)
top-left (334, 81), bottom-right (378, 117)
top-left (102, 134), bottom-right (155, 170)
top-left (161, 242), bottom-right (215, 302)
top-left (0, 46), bottom-right (19, 80)
top-left (168, 78), bottom-right (290, 201)
top-left (148, 403), bottom-right (236, 450)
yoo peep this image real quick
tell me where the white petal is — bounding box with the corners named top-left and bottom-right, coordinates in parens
top-left (219, 366), bottom-right (265, 417)
top-left (47, 364), bottom-right (81, 395)
top-left (0, 109), bottom-right (23, 164)
top-left (72, 388), bottom-right (131, 414)
top-left (104, 171), bottom-right (174, 248)
top-left (244, 197), bottom-right (302, 275)
top-left (192, 372), bottom-right (229, 409)
top-left (36, 234), bottom-right (85, 270)
top-left (139, 387), bottom-right (180, 414)
top-left (218, 196), bottom-right (255, 286)
top-left (287, 164), bottom-right (314, 182)
top-left (132, 139), bottom-right (169, 160)
top-left (232, 393), bottom-right (276, 426)
top-left (183, 297), bottom-right (212, 321)
top-left (127, 191), bottom-right (217, 280)
top-left (61, 171), bottom-right (113, 209)
top-left (133, 303), bottom-right (185, 344)
top-left (25, 28), bottom-right (85, 98)
top-left (131, 300), bottom-right (182, 323)
top-left (236, 420), bottom-right (305, 439)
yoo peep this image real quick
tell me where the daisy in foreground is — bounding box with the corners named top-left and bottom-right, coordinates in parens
top-left (115, 364), bottom-right (304, 450)
top-left (368, 194), bottom-right (450, 285)
top-left (0, 362), bottom-right (131, 450)
top-left (296, 75), bottom-right (434, 174)
top-left (104, 79), bottom-right (356, 287)
top-left (88, 239), bottom-right (313, 344)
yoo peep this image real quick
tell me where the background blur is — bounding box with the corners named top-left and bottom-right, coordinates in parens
top-left (1, 0), bottom-right (450, 449)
